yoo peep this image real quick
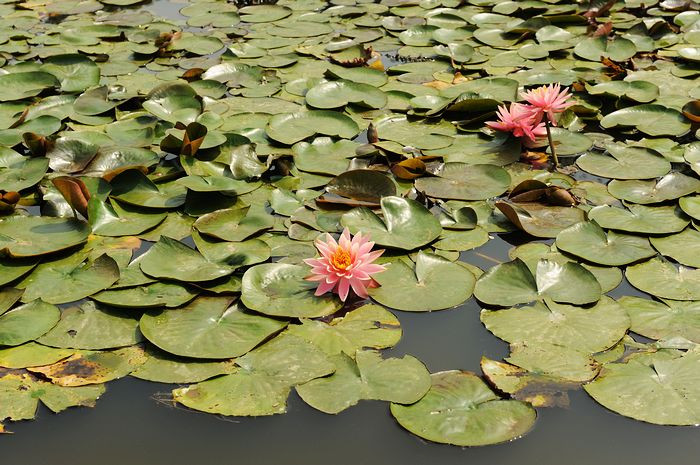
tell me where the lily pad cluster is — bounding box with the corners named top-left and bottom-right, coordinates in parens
top-left (0, 0), bottom-right (699, 444)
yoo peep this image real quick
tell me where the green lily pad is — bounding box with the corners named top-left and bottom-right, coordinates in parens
top-left (0, 342), bottom-right (74, 369)
top-left (481, 297), bottom-right (629, 353)
top-left (600, 105), bottom-right (691, 137)
top-left (584, 350), bottom-right (700, 425)
top-left (266, 111), bottom-right (360, 145)
top-left (495, 202), bottom-right (585, 238)
top-left (193, 206), bottom-right (275, 241)
top-left (555, 221), bottom-right (656, 266)
top-left (110, 170), bottom-right (187, 210)
top-left (173, 333), bottom-right (334, 416)
top-left (341, 196), bottom-right (442, 250)
top-left (574, 36), bottom-right (637, 62)
top-left (242, 263), bottom-right (342, 318)
top-left (0, 71), bottom-right (59, 101)
top-left (374, 114), bottom-right (455, 150)
top-left (0, 216), bottom-right (90, 258)
top-left (0, 151), bottom-right (49, 192)
top-left (0, 371), bottom-right (104, 427)
top-left (326, 169), bottom-right (396, 203)
top-left (390, 370), bottom-right (537, 446)
top-left (650, 228), bottom-right (700, 268)
top-left (617, 296), bottom-right (700, 344)
top-left (88, 198), bottom-right (167, 237)
top-left (140, 297), bottom-right (287, 359)
top-left (40, 54), bottom-right (99, 93)
top-left (474, 258), bottom-right (602, 306)
top-left (607, 173), bottom-right (700, 204)
top-left (130, 347), bottom-right (234, 384)
top-left (588, 204), bottom-right (689, 234)
top-left (37, 301), bottom-right (142, 350)
top-left (286, 304), bottom-right (401, 357)
top-left (505, 341), bottom-right (599, 383)
top-left (0, 300), bottom-right (60, 347)
top-left (297, 351), bottom-right (431, 414)
top-left (143, 82), bottom-right (202, 124)
top-left (306, 80), bottom-right (387, 109)
top-left (576, 145), bottom-right (671, 179)
top-left (369, 252), bottom-right (475, 312)
top-left (0, 288), bottom-right (22, 315)
top-left (139, 236), bottom-right (234, 283)
top-left (17, 253), bottom-right (119, 305)
top-left (92, 282), bottom-right (198, 309)
top-left (587, 80), bottom-right (659, 103)
top-left (626, 257), bottom-right (700, 301)
top-left (509, 242), bottom-right (622, 294)
top-left (415, 163), bottom-right (510, 201)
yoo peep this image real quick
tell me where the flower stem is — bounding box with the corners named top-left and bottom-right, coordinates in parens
top-left (545, 119), bottom-right (558, 170)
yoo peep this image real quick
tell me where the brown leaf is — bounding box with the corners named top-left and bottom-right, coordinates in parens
top-left (181, 122), bottom-right (208, 157)
top-left (390, 158), bottom-right (426, 180)
top-left (22, 132), bottom-right (52, 157)
top-left (593, 21), bottom-right (613, 38)
top-left (682, 100), bottom-right (700, 123)
top-left (181, 68), bottom-right (205, 82)
top-left (51, 176), bottom-right (91, 217)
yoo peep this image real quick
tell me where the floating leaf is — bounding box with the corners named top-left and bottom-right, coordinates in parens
top-left (0, 301), bottom-right (60, 347)
top-left (626, 257), bottom-right (700, 301)
top-left (415, 163), bottom-right (510, 201)
top-left (266, 111), bottom-right (360, 145)
top-left (241, 263), bottom-right (342, 318)
top-left (588, 204), bottom-right (689, 234)
top-left (474, 258), bottom-right (601, 306)
top-left (618, 296), bottom-right (700, 344)
top-left (306, 80), bottom-right (387, 109)
top-left (481, 297), bottom-right (629, 353)
top-left (555, 221), bottom-right (655, 266)
top-left (173, 334), bottom-right (334, 416)
top-left (28, 345), bottom-right (146, 387)
top-left (18, 253), bottom-right (120, 304)
top-left (607, 173), bottom-right (700, 204)
top-left (37, 301), bottom-right (142, 350)
top-left (390, 371), bottom-right (537, 446)
top-left (600, 105), bottom-right (691, 137)
top-left (297, 351), bottom-right (431, 414)
top-left (650, 228), bottom-right (700, 268)
top-left (341, 196), bottom-right (442, 250)
top-left (576, 145), bottom-right (671, 179)
top-left (0, 72), bottom-right (59, 101)
top-left (139, 236), bottom-right (234, 283)
top-left (495, 202), bottom-right (585, 238)
top-left (0, 343), bottom-right (74, 369)
top-left (287, 304), bottom-right (401, 357)
top-left (369, 252), bottom-right (475, 312)
top-left (140, 297), bottom-right (287, 359)
top-left (584, 350), bottom-right (700, 425)
top-left (0, 217), bottom-right (90, 258)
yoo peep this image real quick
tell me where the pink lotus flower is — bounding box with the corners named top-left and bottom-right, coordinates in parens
top-left (486, 103), bottom-right (547, 142)
top-left (521, 83), bottom-right (573, 126)
top-left (304, 228), bottom-right (386, 302)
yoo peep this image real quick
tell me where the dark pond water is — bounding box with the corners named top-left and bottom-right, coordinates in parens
top-left (2, 1), bottom-right (699, 463)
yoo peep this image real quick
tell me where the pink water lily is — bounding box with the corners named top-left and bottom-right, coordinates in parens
top-left (304, 228), bottom-right (386, 302)
top-left (521, 83), bottom-right (573, 126)
top-left (486, 103), bottom-right (547, 142)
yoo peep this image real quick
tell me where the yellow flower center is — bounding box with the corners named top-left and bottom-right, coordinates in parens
top-left (331, 247), bottom-right (352, 270)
